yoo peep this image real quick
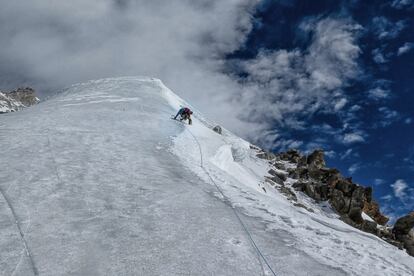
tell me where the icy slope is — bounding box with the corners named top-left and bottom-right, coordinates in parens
top-left (0, 77), bottom-right (412, 276)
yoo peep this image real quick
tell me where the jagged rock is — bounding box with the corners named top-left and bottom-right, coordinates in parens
top-left (256, 151), bottom-right (276, 160)
top-left (278, 149), bottom-right (302, 163)
top-left (212, 125), bottom-right (222, 135)
top-left (292, 182), bottom-right (305, 191)
top-left (7, 87), bottom-right (39, 106)
top-left (334, 179), bottom-right (355, 197)
top-left (293, 202), bottom-right (314, 212)
top-left (393, 212), bottom-right (414, 237)
top-left (298, 155), bottom-right (307, 168)
top-left (330, 189), bottom-right (351, 214)
top-left (0, 87), bottom-right (39, 113)
top-left (273, 148), bottom-right (412, 256)
top-left (249, 144), bottom-right (261, 151)
top-left (277, 186), bottom-right (297, 202)
top-left (361, 220), bottom-right (378, 235)
top-left (348, 186), bottom-right (365, 224)
top-left (392, 212), bottom-right (414, 257)
top-left (288, 167), bottom-right (308, 179)
top-left (364, 187), bottom-right (373, 202)
top-left (403, 239), bottom-right (414, 256)
top-left (307, 149), bottom-right (326, 169)
top-left (265, 175), bottom-right (284, 185)
top-left (363, 200), bottom-right (389, 225)
top-left (272, 162), bottom-right (286, 171)
top-left (268, 169), bottom-right (287, 181)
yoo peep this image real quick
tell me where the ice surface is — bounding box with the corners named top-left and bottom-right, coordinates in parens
top-left (0, 77), bottom-right (413, 275)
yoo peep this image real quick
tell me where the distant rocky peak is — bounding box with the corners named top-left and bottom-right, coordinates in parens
top-left (0, 87), bottom-right (39, 113)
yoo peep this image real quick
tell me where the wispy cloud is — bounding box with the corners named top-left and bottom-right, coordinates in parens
top-left (343, 132), bottom-right (365, 144)
top-left (372, 17), bottom-right (406, 40)
top-left (348, 163), bottom-right (362, 174)
top-left (397, 42), bottom-right (414, 56)
top-left (391, 179), bottom-right (408, 200)
top-left (391, 0), bottom-right (414, 9)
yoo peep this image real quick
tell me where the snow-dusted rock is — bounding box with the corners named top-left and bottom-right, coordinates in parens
top-left (0, 87), bottom-right (39, 113)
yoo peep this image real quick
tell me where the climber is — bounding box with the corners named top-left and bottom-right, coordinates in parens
top-left (174, 107), bottom-right (193, 125)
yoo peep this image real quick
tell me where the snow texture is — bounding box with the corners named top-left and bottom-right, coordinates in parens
top-left (0, 77), bottom-right (413, 275)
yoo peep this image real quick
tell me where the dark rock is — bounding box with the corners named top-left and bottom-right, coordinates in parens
top-left (363, 200), bottom-right (389, 226)
top-left (292, 182), bottom-right (305, 191)
top-left (393, 212), bottom-right (414, 237)
top-left (277, 186), bottom-right (297, 202)
top-left (335, 179), bottom-right (355, 196)
top-left (249, 144), bottom-right (261, 151)
top-left (6, 87), bottom-right (39, 106)
top-left (364, 187), bottom-right (373, 203)
top-left (307, 149), bottom-right (326, 169)
top-left (256, 151), bottom-right (276, 160)
top-left (298, 156), bottom-right (307, 168)
top-left (348, 186), bottom-right (365, 224)
top-left (265, 175), bottom-right (284, 185)
top-left (268, 169), bottom-right (287, 181)
top-left (288, 167), bottom-right (308, 180)
top-left (330, 189), bottom-right (351, 214)
top-left (361, 220), bottom-right (378, 235)
top-left (212, 125), bottom-right (222, 135)
top-left (404, 238), bottom-right (414, 256)
top-left (293, 203), bottom-right (314, 213)
top-left (278, 149), bottom-right (302, 163)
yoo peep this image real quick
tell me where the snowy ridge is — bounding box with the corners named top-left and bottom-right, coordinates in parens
top-left (0, 77), bottom-right (413, 275)
top-left (164, 80), bottom-right (414, 275)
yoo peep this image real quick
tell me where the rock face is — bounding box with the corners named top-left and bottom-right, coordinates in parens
top-left (363, 200), bottom-right (389, 225)
top-left (0, 87), bottom-right (39, 113)
top-left (393, 212), bottom-right (414, 256)
top-left (212, 125), bottom-right (222, 135)
top-left (252, 146), bottom-right (414, 257)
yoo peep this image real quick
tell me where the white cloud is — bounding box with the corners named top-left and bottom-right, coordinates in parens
top-left (343, 133), bottom-right (365, 144)
top-left (377, 107), bottom-right (399, 127)
top-left (324, 150), bottom-right (336, 158)
top-left (334, 98), bottom-right (348, 111)
top-left (381, 194), bottom-right (393, 201)
top-left (348, 163), bottom-right (361, 174)
top-left (372, 48), bottom-right (388, 64)
top-left (405, 117), bottom-right (412, 124)
top-left (391, 0), bottom-right (414, 9)
top-left (368, 87), bottom-right (390, 100)
top-left (236, 17), bottom-right (363, 146)
top-left (0, 3), bottom-right (365, 149)
top-left (372, 17), bottom-right (406, 40)
top-left (397, 42), bottom-right (414, 56)
top-left (374, 178), bottom-right (385, 185)
top-left (391, 179), bottom-right (408, 200)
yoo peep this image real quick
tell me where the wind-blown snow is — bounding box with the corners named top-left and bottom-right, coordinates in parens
top-left (0, 77), bottom-right (413, 276)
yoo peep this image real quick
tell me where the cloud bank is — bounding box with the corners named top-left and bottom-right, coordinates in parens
top-left (1, 1), bottom-right (365, 149)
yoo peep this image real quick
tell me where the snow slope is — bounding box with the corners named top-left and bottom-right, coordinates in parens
top-left (0, 77), bottom-right (413, 275)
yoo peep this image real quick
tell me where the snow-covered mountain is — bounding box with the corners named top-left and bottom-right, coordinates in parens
top-left (0, 77), bottom-right (413, 276)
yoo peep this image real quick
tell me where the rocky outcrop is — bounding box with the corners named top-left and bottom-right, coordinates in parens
top-left (363, 200), bottom-right (389, 225)
top-left (212, 125), bottom-right (222, 135)
top-left (252, 145), bottom-right (414, 257)
top-left (277, 149), bottom-right (383, 227)
top-left (393, 212), bottom-right (414, 256)
top-left (0, 87), bottom-right (39, 113)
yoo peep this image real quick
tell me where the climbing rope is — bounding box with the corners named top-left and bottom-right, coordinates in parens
top-left (0, 188), bottom-right (38, 276)
top-left (185, 128), bottom-right (277, 276)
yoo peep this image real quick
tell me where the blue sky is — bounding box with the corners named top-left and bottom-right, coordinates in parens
top-left (226, 0), bottom-right (414, 220)
top-left (0, 0), bottom-right (412, 221)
